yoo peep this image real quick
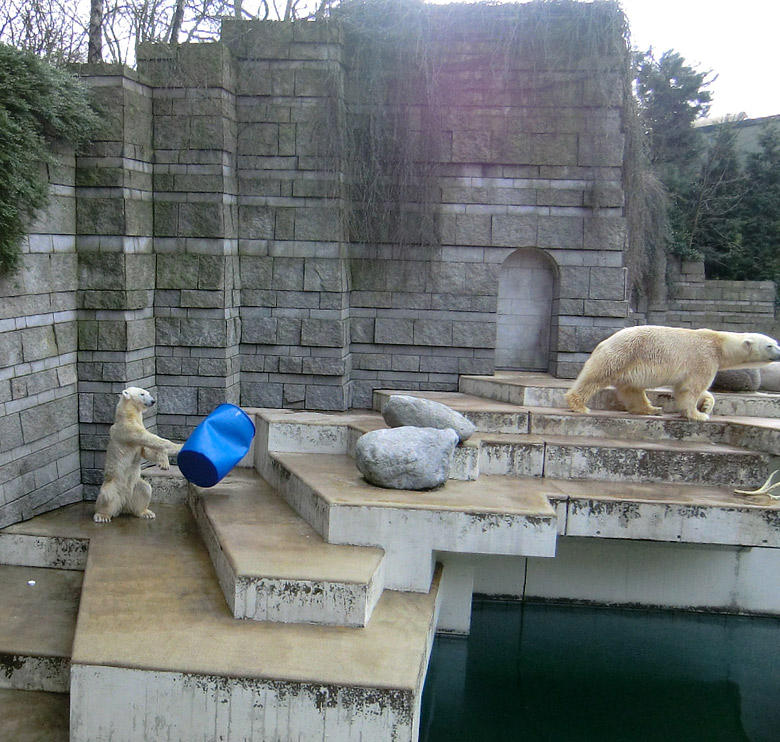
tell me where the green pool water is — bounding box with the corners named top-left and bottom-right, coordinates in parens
top-left (420, 600), bottom-right (780, 742)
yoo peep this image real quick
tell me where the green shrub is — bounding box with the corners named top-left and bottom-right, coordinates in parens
top-left (0, 44), bottom-right (100, 275)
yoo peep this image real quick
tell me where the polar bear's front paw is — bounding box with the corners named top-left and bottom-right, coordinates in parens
top-left (686, 410), bottom-right (710, 422)
top-left (139, 509), bottom-right (156, 520)
top-left (93, 512), bottom-right (112, 524)
top-left (698, 392), bottom-right (715, 414)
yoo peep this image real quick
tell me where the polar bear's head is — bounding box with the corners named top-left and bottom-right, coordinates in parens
top-left (121, 386), bottom-right (156, 409)
top-left (742, 334), bottom-right (780, 364)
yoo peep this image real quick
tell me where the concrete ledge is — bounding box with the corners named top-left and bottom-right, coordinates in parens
top-left (0, 688), bottom-right (69, 742)
top-left (71, 663), bottom-right (423, 742)
top-left (460, 372), bottom-right (780, 419)
top-left (542, 479), bottom-right (780, 547)
top-left (0, 565), bottom-right (81, 693)
top-left (0, 533), bottom-right (88, 570)
top-left (542, 434), bottom-right (766, 486)
top-left (264, 452), bottom-right (558, 591)
top-left (60, 503), bottom-right (441, 742)
top-left (190, 469), bottom-right (386, 626)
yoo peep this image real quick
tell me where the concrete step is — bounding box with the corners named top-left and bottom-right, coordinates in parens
top-left (526, 407), bottom-right (780, 456)
top-left (190, 469), bottom-right (386, 627)
top-left (1, 501), bottom-right (441, 742)
top-left (372, 390), bottom-right (780, 462)
top-left (0, 564), bottom-right (81, 693)
top-left (472, 432), bottom-right (768, 487)
top-left (0, 688), bottom-right (69, 742)
top-left (459, 371), bottom-right (780, 419)
top-left (543, 478), bottom-right (780, 548)
top-left (254, 407), bottom-right (379, 457)
top-left (259, 451), bottom-right (558, 592)
top-left (275, 400), bottom-right (767, 486)
top-left (372, 389), bottom-right (530, 434)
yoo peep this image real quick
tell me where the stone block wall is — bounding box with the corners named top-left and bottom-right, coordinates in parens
top-left (221, 20), bottom-right (353, 412)
top-left (0, 146), bottom-right (82, 528)
top-left (644, 257), bottom-right (778, 337)
top-left (650, 259), bottom-right (777, 334)
top-left (139, 43), bottom-right (242, 441)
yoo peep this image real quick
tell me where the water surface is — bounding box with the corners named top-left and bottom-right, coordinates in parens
top-left (420, 600), bottom-right (780, 741)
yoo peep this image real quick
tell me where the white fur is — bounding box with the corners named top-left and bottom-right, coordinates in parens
top-left (93, 387), bottom-right (182, 524)
top-left (565, 326), bottom-right (780, 421)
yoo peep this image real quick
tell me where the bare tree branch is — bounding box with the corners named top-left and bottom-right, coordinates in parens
top-left (89, 0), bottom-right (104, 62)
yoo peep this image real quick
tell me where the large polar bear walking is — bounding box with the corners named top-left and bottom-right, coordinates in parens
top-left (94, 387), bottom-right (182, 523)
top-left (565, 326), bottom-right (780, 421)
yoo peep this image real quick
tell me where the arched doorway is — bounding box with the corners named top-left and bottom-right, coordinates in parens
top-left (496, 248), bottom-right (558, 371)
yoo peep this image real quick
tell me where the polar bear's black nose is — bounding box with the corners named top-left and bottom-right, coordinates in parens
top-left (149, 397), bottom-right (156, 405)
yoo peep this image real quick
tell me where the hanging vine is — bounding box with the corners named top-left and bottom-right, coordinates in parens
top-left (309, 0), bottom-right (638, 263)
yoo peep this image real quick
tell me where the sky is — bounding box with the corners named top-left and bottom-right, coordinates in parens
top-left (595, 0), bottom-right (778, 120)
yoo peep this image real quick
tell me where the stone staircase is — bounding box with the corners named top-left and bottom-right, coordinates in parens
top-left (1, 372), bottom-right (779, 741)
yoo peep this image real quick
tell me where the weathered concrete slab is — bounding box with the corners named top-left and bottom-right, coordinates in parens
top-left (71, 661), bottom-right (428, 742)
top-left (476, 434), bottom-right (546, 477)
top-left (459, 371), bottom-right (780, 418)
top-left (0, 531), bottom-right (88, 570)
top-left (0, 689), bottom-right (69, 742)
top-left (0, 564), bottom-right (81, 693)
top-left (43, 502), bottom-right (440, 742)
top-left (542, 434), bottom-right (767, 486)
top-left (527, 408), bottom-right (730, 444)
top-left (541, 479), bottom-right (780, 548)
top-left (190, 469), bottom-right (386, 626)
top-left (264, 452), bottom-right (558, 592)
top-left (254, 407), bottom-right (380, 456)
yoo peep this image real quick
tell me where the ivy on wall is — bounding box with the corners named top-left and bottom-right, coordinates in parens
top-left (312, 0), bottom-right (633, 250)
top-left (0, 45), bottom-right (100, 276)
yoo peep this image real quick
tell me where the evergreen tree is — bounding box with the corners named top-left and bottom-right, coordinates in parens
top-left (0, 44), bottom-right (100, 274)
top-left (634, 49), bottom-right (713, 181)
top-left (734, 126), bottom-right (780, 287)
top-left (684, 121), bottom-right (747, 270)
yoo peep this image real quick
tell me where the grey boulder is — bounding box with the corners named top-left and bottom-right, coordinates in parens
top-left (382, 394), bottom-right (476, 442)
top-left (710, 368), bottom-right (761, 392)
top-left (354, 426), bottom-right (459, 490)
top-left (759, 362), bottom-right (780, 392)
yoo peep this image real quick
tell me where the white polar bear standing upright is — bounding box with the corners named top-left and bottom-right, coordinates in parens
top-left (93, 386), bottom-right (182, 524)
top-left (564, 326), bottom-right (780, 421)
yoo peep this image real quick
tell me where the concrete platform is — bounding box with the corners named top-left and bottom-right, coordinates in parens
top-left (544, 478), bottom-right (780, 547)
top-left (262, 451), bottom-right (558, 591)
top-left (470, 431), bottom-right (767, 485)
top-left (0, 689), bottom-right (69, 742)
top-left (459, 371), bottom-right (780, 418)
top-left (190, 469), bottom-right (386, 626)
top-left (375, 388), bottom-right (780, 459)
top-left (0, 564), bottom-right (81, 692)
top-left (0, 501), bottom-right (442, 742)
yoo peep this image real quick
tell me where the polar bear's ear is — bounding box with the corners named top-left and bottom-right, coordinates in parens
top-left (743, 338), bottom-right (754, 350)
top-left (122, 389), bottom-right (131, 400)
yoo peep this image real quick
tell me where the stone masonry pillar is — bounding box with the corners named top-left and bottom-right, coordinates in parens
top-left (138, 43), bottom-right (241, 438)
top-left (75, 65), bottom-right (157, 496)
top-left (222, 20), bottom-right (352, 411)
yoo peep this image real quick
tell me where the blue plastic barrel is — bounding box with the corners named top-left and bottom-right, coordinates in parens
top-left (178, 404), bottom-right (255, 487)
